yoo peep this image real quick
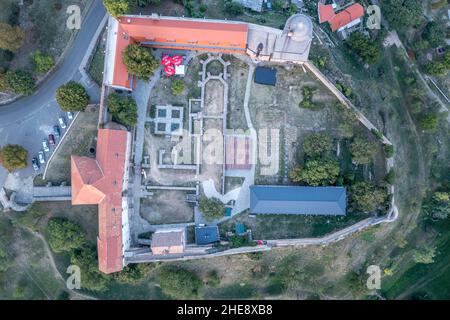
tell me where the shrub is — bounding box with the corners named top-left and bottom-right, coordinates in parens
top-left (302, 133), bottom-right (332, 158)
top-left (171, 78), bottom-right (185, 95)
top-left (351, 181), bottom-right (388, 212)
top-left (206, 270), bottom-right (221, 288)
top-left (346, 32), bottom-right (380, 64)
top-left (385, 169), bottom-right (395, 185)
top-left (413, 246), bottom-right (436, 264)
top-left (290, 158), bottom-right (340, 186)
top-left (157, 266), bottom-right (203, 299)
top-left (224, 1), bottom-right (244, 16)
top-left (70, 246), bottom-right (110, 291)
top-left (30, 51), bottom-right (54, 73)
top-left (422, 21), bottom-right (445, 48)
top-left (6, 70), bottom-right (35, 95)
top-left (56, 81), bottom-right (90, 112)
top-left (384, 144), bottom-right (394, 158)
top-left (350, 136), bottom-right (377, 165)
top-left (0, 22), bottom-right (25, 53)
top-left (103, 0), bottom-right (129, 17)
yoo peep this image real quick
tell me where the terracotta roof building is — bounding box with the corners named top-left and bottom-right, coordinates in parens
top-left (105, 14), bottom-right (313, 90)
top-left (318, 2), bottom-right (364, 33)
top-left (71, 125), bottom-right (132, 274)
top-left (151, 228), bottom-right (186, 255)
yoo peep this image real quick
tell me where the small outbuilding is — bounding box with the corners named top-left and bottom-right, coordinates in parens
top-left (254, 66), bottom-right (277, 86)
top-left (195, 226), bottom-right (220, 245)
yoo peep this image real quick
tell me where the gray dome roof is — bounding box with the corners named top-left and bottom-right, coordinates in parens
top-left (286, 14), bottom-right (313, 42)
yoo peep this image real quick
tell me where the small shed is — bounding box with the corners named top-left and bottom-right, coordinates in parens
top-left (195, 226), bottom-right (220, 245)
top-left (254, 66), bottom-right (277, 86)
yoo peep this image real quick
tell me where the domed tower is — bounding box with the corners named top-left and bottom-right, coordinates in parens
top-left (272, 14), bottom-right (313, 62)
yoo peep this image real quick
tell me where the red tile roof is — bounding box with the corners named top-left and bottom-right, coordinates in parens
top-left (71, 128), bottom-right (129, 274)
top-left (112, 17), bottom-right (249, 89)
top-left (318, 3), bottom-right (364, 32)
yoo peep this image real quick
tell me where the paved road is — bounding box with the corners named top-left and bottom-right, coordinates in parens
top-left (0, 0), bottom-right (106, 188)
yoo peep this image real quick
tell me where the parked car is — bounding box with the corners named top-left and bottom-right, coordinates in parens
top-left (42, 139), bottom-right (49, 152)
top-left (67, 112), bottom-right (73, 120)
top-left (58, 117), bottom-right (66, 129)
top-left (38, 151), bottom-right (45, 164)
top-left (31, 158), bottom-right (39, 171)
top-left (53, 125), bottom-right (61, 138)
top-left (48, 134), bottom-right (55, 145)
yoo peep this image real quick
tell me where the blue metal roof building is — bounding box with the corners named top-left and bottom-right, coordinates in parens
top-left (195, 226), bottom-right (220, 245)
top-left (250, 185), bottom-right (347, 216)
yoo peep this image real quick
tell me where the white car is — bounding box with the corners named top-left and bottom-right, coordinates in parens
top-left (42, 140), bottom-right (49, 152)
top-left (58, 117), bottom-right (66, 129)
top-left (38, 151), bottom-right (45, 164)
top-left (67, 112), bottom-right (73, 120)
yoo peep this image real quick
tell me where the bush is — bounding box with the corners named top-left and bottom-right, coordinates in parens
top-left (290, 158), bottom-right (340, 186)
top-left (157, 266), bottom-right (203, 299)
top-left (171, 78), bottom-right (185, 95)
top-left (56, 81), bottom-right (90, 112)
top-left (70, 246), bottom-right (110, 291)
top-left (198, 197), bottom-right (226, 221)
top-left (122, 44), bottom-right (159, 80)
top-left (6, 70), bottom-right (35, 95)
top-left (422, 21), bottom-right (445, 48)
top-left (385, 169), bottom-right (395, 185)
top-left (206, 270), bottom-right (221, 288)
top-left (0, 22), bottom-right (25, 53)
top-left (106, 93), bottom-right (138, 126)
top-left (0, 144), bottom-right (28, 172)
top-left (47, 218), bottom-right (86, 253)
top-left (384, 144), bottom-right (394, 158)
top-left (371, 128), bottom-right (383, 141)
top-left (113, 264), bottom-right (153, 284)
top-left (413, 246), bottom-right (436, 264)
top-left (418, 112), bottom-right (439, 132)
top-left (30, 51), bottom-right (54, 73)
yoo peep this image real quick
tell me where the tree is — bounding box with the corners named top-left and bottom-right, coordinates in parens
top-left (224, 1), bottom-right (244, 16)
top-left (70, 246), bottom-right (110, 291)
top-left (346, 33), bottom-right (380, 64)
top-left (350, 136), bottom-right (377, 165)
top-left (56, 81), bottom-right (90, 112)
top-left (382, 0), bottom-right (423, 31)
top-left (425, 61), bottom-right (447, 76)
top-left (106, 93), bottom-right (138, 126)
top-left (30, 51), bottom-right (54, 73)
top-left (199, 197), bottom-right (226, 221)
top-left (113, 263), bottom-right (153, 284)
top-left (0, 22), bottom-right (25, 53)
top-left (0, 144), bottom-right (28, 172)
top-left (122, 44), bottom-right (159, 80)
top-left (103, 0), bottom-right (129, 17)
top-left (422, 21), bottom-right (445, 48)
top-left (336, 104), bottom-right (357, 138)
top-left (157, 266), bottom-right (203, 299)
top-left (290, 158), bottom-right (340, 186)
top-left (418, 113), bottom-right (439, 132)
top-left (130, 0), bottom-right (161, 6)
top-left (47, 218), bottom-right (86, 253)
top-left (351, 181), bottom-right (387, 212)
top-left (423, 191), bottom-right (450, 220)
top-left (171, 78), bottom-right (185, 96)
top-left (385, 169), bottom-right (395, 185)
top-left (302, 133), bottom-right (332, 158)
top-left (5, 70), bottom-right (35, 95)
top-left (384, 144), bottom-right (395, 158)
top-left (413, 246), bottom-right (436, 264)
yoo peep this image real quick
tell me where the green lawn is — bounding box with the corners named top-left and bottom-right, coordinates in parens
top-left (88, 41), bottom-right (105, 86)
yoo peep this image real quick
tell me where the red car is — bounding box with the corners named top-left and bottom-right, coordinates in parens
top-left (48, 134), bottom-right (56, 145)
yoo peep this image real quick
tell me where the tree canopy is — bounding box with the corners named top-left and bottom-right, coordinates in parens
top-left (413, 246), bottom-right (437, 264)
top-left (122, 44), bottom-right (159, 80)
top-left (47, 218), bottom-right (86, 253)
top-left (106, 93), bottom-right (138, 126)
top-left (302, 133), bottom-right (333, 158)
top-left (199, 197), bottom-right (226, 221)
top-left (103, 0), bottom-right (129, 17)
top-left (5, 70), bottom-right (35, 95)
top-left (70, 246), bottom-right (110, 291)
top-left (0, 144), bottom-right (28, 172)
top-left (350, 181), bottom-right (387, 212)
top-left (346, 33), bottom-right (380, 65)
top-left (423, 191), bottom-right (450, 220)
top-left (382, 0), bottom-right (423, 30)
top-left (422, 21), bottom-right (446, 48)
top-left (157, 266), bottom-right (203, 299)
top-left (350, 136), bottom-right (377, 165)
top-left (290, 158), bottom-right (340, 186)
top-left (0, 22), bottom-right (25, 53)
top-left (56, 81), bottom-right (90, 112)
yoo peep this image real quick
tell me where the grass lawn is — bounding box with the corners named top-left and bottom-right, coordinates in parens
top-left (218, 211), bottom-right (370, 240)
top-left (87, 33), bottom-right (106, 86)
top-left (44, 106), bottom-right (99, 184)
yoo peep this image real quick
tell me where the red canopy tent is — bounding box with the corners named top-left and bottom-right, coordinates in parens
top-left (164, 65), bottom-right (176, 77)
top-left (172, 55), bottom-right (183, 66)
top-left (161, 55), bottom-right (172, 66)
